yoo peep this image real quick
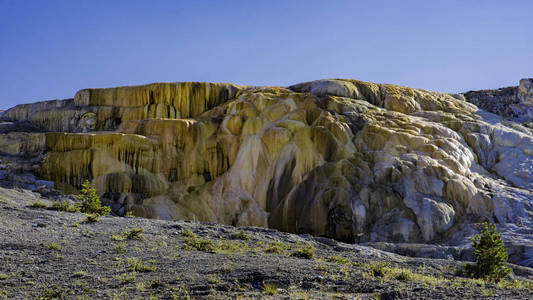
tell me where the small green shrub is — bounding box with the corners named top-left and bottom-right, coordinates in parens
top-left (263, 282), bottom-right (279, 295)
top-left (326, 255), bottom-right (351, 265)
top-left (231, 230), bottom-right (251, 240)
top-left (290, 243), bottom-right (316, 259)
top-left (215, 240), bottom-right (248, 254)
top-left (72, 271), bottom-right (88, 278)
top-left (120, 272), bottom-right (136, 285)
top-left (42, 286), bottom-right (69, 299)
top-left (368, 262), bottom-right (388, 277)
top-left (70, 222), bottom-right (81, 228)
top-left (85, 214), bottom-right (99, 223)
top-left (0, 273), bottom-right (9, 280)
top-left (181, 228), bottom-right (196, 238)
top-left (314, 258), bottom-right (330, 273)
top-left (110, 227), bottom-right (145, 241)
top-left (127, 257), bottom-right (157, 272)
top-left (394, 269), bottom-right (415, 281)
top-left (128, 258), bottom-right (156, 272)
top-left (183, 235), bottom-right (216, 252)
top-left (113, 242), bottom-right (128, 253)
top-left (76, 180), bottom-right (110, 216)
top-left (52, 201), bottom-right (79, 213)
top-left (111, 234), bottom-right (125, 241)
top-left (183, 229), bottom-right (245, 254)
top-left (46, 242), bottom-right (62, 250)
top-left (125, 227), bottom-right (145, 240)
top-left (464, 223), bottom-right (512, 282)
top-left (29, 201), bottom-right (49, 209)
top-left (365, 262), bottom-right (420, 282)
top-left (497, 278), bottom-right (533, 290)
top-left (264, 241), bottom-right (288, 254)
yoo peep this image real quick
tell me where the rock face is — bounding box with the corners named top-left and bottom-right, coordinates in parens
top-left (519, 78), bottom-right (533, 107)
top-left (462, 78), bottom-right (533, 124)
top-left (1, 79), bottom-right (533, 265)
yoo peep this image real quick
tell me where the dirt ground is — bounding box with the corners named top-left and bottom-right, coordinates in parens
top-left (1, 187), bottom-right (532, 299)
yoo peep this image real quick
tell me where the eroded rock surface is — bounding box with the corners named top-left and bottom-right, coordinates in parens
top-left (1, 79), bottom-right (533, 266)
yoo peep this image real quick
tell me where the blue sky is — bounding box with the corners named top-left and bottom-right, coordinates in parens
top-left (0, 0), bottom-right (532, 109)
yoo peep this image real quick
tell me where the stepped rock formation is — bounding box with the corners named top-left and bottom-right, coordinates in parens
top-left (1, 79), bottom-right (533, 266)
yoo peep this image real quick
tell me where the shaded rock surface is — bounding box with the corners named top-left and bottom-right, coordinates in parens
top-left (1, 79), bottom-right (533, 267)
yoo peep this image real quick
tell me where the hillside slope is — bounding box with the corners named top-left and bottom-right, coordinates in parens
top-left (1, 187), bottom-right (532, 299)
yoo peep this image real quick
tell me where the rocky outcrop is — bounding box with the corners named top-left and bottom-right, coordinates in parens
top-left (1, 79), bottom-right (533, 266)
top-left (462, 78), bottom-right (533, 126)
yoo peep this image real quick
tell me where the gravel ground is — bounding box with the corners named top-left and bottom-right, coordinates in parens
top-left (1, 187), bottom-right (533, 299)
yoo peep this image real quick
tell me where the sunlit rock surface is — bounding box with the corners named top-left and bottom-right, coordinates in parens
top-left (1, 79), bottom-right (533, 266)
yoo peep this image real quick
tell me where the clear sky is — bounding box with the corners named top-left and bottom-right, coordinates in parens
top-left (1, 0), bottom-right (532, 110)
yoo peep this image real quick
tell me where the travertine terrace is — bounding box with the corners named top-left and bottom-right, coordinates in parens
top-left (1, 78), bottom-right (533, 266)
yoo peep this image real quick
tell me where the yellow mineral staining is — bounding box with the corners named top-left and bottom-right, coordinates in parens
top-left (345, 79), bottom-right (383, 106)
top-left (261, 100), bottom-right (296, 121)
top-left (259, 126), bottom-right (292, 158)
top-left (75, 82), bottom-right (242, 116)
top-left (444, 178), bottom-right (477, 209)
top-left (275, 119), bottom-right (307, 133)
top-left (291, 79), bottom-right (478, 115)
top-left (117, 104), bottom-right (179, 123)
top-left (270, 159), bottom-right (357, 238)
top-left (0, 133), bottom-right (46, 156)
top-left (94, 172), bottom-right (168, 197)
top-left (6, 78), bottom-right (498, 242)
top-left (310, 126), bottom-right (345, 161)
top-left (30, 109), bottom-right (79, 132)
top-left (241, 117), bottom-right (265, 136)
top-left (313, 112), bottom-right (354, 147)
top-left (286, 128), bottom-right (328, 182)
top-left (119, 118), bottom-right (227, 182)
top-left (2, 99), bottom-right (74, 122)
top-left (41, 132), bottom-right (160, 190)
top-left (284, 108), bottom-right (308, 124)
top-left (227, 100), bottom-right (259, 117)
top-left (381, 85), bottom-right (422, 114)
top-left (221, 115), bottom-right (243, 135)
top-left (15, 82), bottom-right (241, 131)
top-left (379, 83), bottom-right (478, 114)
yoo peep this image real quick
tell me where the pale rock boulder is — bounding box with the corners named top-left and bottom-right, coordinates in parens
top-left (405, 196), bottom-right (455, 241)
top-left (518, 78), bottom-right (533, 106)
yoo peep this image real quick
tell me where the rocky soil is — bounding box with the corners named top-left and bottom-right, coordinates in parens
top-left (1, 187), bottom-right (533, 299)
